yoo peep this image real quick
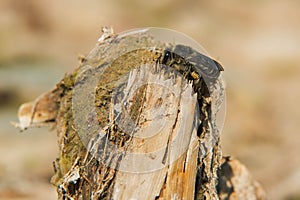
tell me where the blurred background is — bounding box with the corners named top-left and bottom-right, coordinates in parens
top-left (0, 0), bottom-right (299, 199)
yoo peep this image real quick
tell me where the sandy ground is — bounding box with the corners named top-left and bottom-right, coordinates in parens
top-left (0, 0), bottom-right (300, 199)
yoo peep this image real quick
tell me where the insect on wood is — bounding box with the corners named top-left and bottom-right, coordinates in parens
top-left (155, 45), bottom-right (224, 97)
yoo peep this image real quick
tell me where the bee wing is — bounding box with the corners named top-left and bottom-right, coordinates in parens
top-left (189, 52), bottom-right (223, 79)
top-left (173, 44), bottom-right (223, 80)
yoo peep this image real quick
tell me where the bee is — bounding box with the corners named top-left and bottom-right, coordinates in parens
top-left (157, 45), bottom-right (224, 96)
top-left (159, 49), bottom-right (200, 80)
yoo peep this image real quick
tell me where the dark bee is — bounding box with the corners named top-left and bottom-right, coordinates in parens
top-left (160, 49), bottom-right (200, 81)
top-left (172, 44), bottom-right (224, 79)
top-left (157, 45), bottom-right (224, 96)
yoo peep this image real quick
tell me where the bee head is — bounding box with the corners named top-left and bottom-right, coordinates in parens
top-left (161, 50), bottom-right (172, 65)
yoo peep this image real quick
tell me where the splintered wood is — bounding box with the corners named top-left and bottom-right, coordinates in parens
top-left (110, 64), bottom-right (199, 200)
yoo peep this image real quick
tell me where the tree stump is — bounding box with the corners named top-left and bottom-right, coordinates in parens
top-left (14, 28), bottom-right (266, 200)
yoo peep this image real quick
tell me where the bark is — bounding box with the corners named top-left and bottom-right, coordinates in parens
top-left (14, 29), bottom-right (266, 200)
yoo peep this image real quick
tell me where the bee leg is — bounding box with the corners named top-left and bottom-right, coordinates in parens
top-left (170, 63), bottom-right (183, 75)
top-left (182, 65), bottom-right (191, 79)
top-left (193, 78), bottom-right (200, 92)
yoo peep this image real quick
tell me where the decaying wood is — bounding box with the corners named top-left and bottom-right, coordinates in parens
top-left (14, 29), bottom-right (266, 200)
top-left (217, 156), bottom-right (266, 200)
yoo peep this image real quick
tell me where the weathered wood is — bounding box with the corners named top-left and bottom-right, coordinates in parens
top-left (14, 29), bottom-right (266, 200)
top-left (217, 156), bottom-right (266, 200)
top-left (110, 64), bottom-right (199, 200)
